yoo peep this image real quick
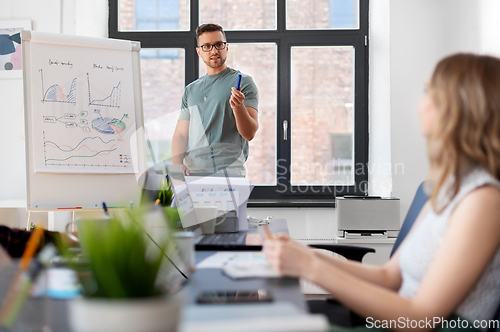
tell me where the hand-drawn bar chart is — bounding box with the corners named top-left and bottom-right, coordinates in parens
top-left (87, 73), bottom-right (121, 108)
top-left (40, 69), bottom-right (77, 104)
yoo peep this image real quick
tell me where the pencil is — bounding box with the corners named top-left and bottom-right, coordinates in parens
top-left (0, 226), bottom-right (44, 328)
top-left (263, 225), bottom-right (273, 240)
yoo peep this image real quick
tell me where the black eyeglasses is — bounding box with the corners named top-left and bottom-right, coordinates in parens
top-left (198, 42), bottom-right (227, 52)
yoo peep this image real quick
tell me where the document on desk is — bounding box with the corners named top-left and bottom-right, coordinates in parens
top-left (197, 252), bottom-right (280, 279)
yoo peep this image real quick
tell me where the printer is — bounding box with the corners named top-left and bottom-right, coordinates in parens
top-left (336, 196), bottom-right (400, 239)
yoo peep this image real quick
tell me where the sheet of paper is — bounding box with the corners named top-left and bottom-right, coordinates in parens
top-left (196, 252), bottom-right (242, 269)
top-left (222, 252), bottom-right (280, 279)
top-left (196, 252), bottom-right (280, 279)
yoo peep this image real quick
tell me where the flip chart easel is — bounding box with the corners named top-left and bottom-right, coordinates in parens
top-left (21, 31), bottom-right (147, 228)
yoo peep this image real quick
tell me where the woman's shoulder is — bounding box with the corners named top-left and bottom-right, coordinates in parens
top-left (463, 184), bottom-right (500, 207)
top-left (457, 167), bottom-right (500, 199)
top-left (447, 167), bottom-right (500, 225)
top-left (450, 174), bottom-right (500, 231)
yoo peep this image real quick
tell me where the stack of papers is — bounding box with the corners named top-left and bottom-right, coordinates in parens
top-left (197, 252), bottom-right (280, 279)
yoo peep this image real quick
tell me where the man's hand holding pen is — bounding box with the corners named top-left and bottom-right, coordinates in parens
top-left (230, 86), bottom-right (246, 113)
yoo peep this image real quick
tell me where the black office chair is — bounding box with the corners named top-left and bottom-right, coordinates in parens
top-left (307, 182), bottom-right (429, 326)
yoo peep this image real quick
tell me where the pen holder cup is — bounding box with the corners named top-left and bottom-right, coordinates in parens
top-left (194, 206), bottom-right (218, 234)
top-left (173, 231), bottom-right (195, 271)
top-left (65, 220), bottom-right (80, 243)
top-left (0, 265), bottom-right (50, 332)
top-left (65, 217), bottom-right (112, 243)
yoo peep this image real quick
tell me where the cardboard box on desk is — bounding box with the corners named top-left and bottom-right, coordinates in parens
top-left (336, 197), bottom-right (400, 239)
top-left (185, 176), bottom-right (253, 231)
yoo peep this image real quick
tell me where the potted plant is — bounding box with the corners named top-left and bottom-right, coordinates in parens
top-left (63, 207), bottom-right (182, 332)
top-left (157, 176), bottom-right (181, 230)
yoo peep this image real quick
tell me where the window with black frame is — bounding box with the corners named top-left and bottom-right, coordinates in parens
top-left (109, 0), bottom-right (369, 203)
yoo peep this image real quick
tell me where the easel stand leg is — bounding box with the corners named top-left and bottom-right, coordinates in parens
top-left (48, 211), bottom-right (55, 231)
top-left (26, 211), bottom-right (31, 230)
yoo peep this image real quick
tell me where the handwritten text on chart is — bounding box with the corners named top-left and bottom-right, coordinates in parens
top-left (48, 59), bottom-right (73, 69)
top-left (93, 63), bottom-right (124, 72)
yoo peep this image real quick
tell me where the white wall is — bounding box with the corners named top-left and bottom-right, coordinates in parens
top-left (479, 0), bottom-right (500, 57)
top-left (368, 0), bottom-right (392, 197)
top-left (390, 0), bottom-right (481, 220)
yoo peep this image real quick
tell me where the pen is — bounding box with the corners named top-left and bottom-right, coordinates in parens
top-left (102, 202), bottom-right (109, 216)
top-left (236, 74), bottom-right (242, 90)
top-left (263, 225), bottom-right (273, 240)
top-left (57, 207), bottom-right (82, 210)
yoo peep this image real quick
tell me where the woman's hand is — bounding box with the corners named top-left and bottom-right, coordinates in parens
top-left (263, 234), bottom-right (317, 279)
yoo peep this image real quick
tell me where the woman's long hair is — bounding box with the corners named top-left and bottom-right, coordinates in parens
top-left (427, 53), bottom-right (500, 212)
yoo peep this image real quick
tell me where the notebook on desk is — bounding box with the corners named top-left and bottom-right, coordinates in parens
top-left (166, 165), bottom-right (263, 250)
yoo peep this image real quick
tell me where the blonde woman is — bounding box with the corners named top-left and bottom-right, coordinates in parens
top-left (264, 53), bottom-right (500, 332)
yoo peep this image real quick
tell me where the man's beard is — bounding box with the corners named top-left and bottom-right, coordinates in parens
top-left (203, 54), bottom-right (226, 69)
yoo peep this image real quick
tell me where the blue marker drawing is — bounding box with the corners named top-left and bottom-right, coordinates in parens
top-left (236, 74), bottom-right (242, 90)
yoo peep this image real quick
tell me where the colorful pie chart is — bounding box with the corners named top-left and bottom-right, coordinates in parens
top-left (91, 117), bottom-right (126, 135)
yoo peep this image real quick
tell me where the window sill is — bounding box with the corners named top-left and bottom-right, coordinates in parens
top-left (247, 199), bottom-right (336, 208)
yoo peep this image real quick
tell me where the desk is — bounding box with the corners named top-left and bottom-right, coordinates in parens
top-left (182, 251), bottom-right (307, 311)
top-left (185, 219), bottom-right (305, 309)
top-left (177, 251), bottom-right (310, 331)
top-left (1, 220), bottom-right (318, 331)
top-left (177, 219), bottom-right (320, 331)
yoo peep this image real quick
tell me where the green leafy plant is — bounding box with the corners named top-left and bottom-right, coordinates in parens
top-left (21, 223), bottom-right (36, 231)
top-left (158, 177), bottom-right (174, 207)
top-left (163, 207), bottom-right (180, 231)
top-left (63, 208), bottom-right (173, 299)
top-left (156, 177), bottom-right (181, 230)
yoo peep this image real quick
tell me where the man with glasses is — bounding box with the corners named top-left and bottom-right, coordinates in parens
top-left (171, 23), bottom-right (259, 177)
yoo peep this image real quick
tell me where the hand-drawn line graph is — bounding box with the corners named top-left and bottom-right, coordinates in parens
top-left (43, 132), bottom-right (121, 165)
top-left (45, 136), bottom-right (116, 152)
top-left (91, 109), bottom-right (129, 136)
top-left (87, 73), bottom-right (121, 108)
top-left (40, 69), bottom-right (77, 104)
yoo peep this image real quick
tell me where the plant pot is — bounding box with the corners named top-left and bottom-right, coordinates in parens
top-left (68, 296), bottom-right (181, 332)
